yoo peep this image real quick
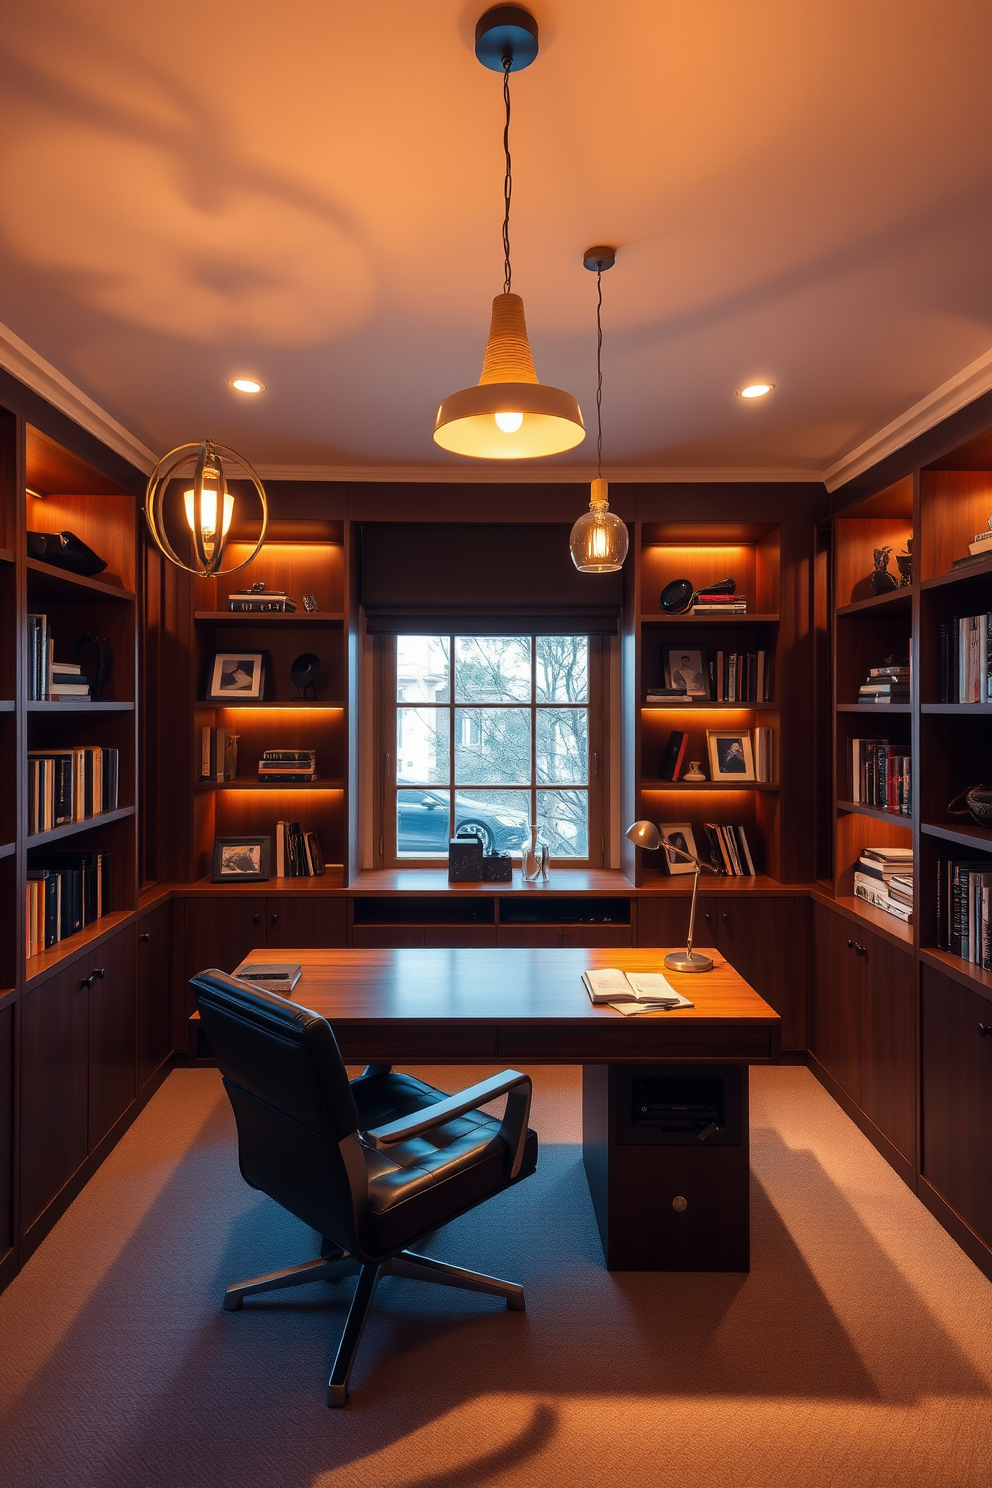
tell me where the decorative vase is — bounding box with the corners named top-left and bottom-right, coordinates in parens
top-left (683, 761), bottom-right (706, 781)
top-left (521, 823), bottom-right (550, 882)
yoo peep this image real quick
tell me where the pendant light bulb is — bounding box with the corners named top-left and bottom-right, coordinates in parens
top-left (570, 478), bottom-right (629, 573)
top-left (495, 411), bottom-right (524, 432)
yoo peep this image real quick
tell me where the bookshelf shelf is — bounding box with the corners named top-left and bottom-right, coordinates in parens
top-left (25, 806), bottom-right (135, 849)
top-left (640, 780), bottom-right (778, 792)
top-left (0, 700), bottom-right (14, 713)
top-left (0, 842), bottom-right (14, 860)
top-left (837, 799), bottom-right (912, 825)
top-left (0, 547), bottom-right (14, 565)
top-left (202, 701), bottom-right (345, 711)
top-left (641, 702), bottom-right (778, 713)
top-left (640, 613), bottom-right (779, 625)
top-left (921, 820), bottom-right (992, 851)
top-left (921, 702), bottom-right (992, 714)
top-left (25, 559), bottom-right (135, 604)
top-left (25, 700), bottom-right (135, 713)
top-left (829, 893), bottom-right (914, 948)
top-left (919, 947), bottom-right (992, 1002)
top-left (194, 611), bottom-right (344, 624)
top-left (194, 780), bottom-right (345, 792)
top-left (836, 588), bottom-right (914, 617)
top-left (921, 554), bottom-right (992, 590)
top-left (23, 910), bottom-right (135, 985)
top-left (836, 702), bottom-right (912, 714)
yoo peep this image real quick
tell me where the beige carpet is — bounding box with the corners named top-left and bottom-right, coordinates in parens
top-left (1, 1064), bottom-right (990, 1488)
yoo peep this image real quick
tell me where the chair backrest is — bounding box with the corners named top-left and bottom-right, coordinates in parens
top-left (191, 970), bottom-right (364, 1250)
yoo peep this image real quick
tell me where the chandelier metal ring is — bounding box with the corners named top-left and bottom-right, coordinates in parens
top-left (144, 439), bottom-right (268, 578)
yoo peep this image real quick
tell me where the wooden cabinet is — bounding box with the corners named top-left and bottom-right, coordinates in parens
top-left (137, 901), bottom-right (174, 1089)
top-left (811, 901), bottom-right (915, 1165)
top-left (87, 926), bottom-right (136, 1152)
top-left (265, 897), bottom-right (347, 949)
top-left (20, 957), bottom-right (89, 1234)
top-left (0, 1001), bottom-right (13, 1277)
top-left (921, 965), bottom-right (992, 1248)
top-left (184, 896), bottom-right (266, 981)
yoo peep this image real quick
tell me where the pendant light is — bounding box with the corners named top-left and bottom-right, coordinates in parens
top-left (433, 6), bottom-right (585, 460)
top-left (144, 439), bottom-right (268, 577)
top-left (569, 246), bottom-right (629, 573)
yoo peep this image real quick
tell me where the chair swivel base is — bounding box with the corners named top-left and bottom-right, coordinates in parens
top-left (222, 1248), bottom-right (525, 1406)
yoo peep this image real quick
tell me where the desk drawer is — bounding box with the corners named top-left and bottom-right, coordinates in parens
top-left (332, 1023), bottom-right (499, 1063)
top-left (497, 1024), bottom-right (773, 1063)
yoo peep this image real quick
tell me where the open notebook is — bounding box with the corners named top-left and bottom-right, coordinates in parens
top-left (582, 968), bottom-right (694, 1015)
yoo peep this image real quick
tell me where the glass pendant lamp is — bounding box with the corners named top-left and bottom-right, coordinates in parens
top-left (570, 247), bottom-right (629, 573)
top-left (433, 7), bottom-right (585, 460)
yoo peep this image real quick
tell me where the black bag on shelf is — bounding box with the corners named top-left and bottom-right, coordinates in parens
top-left (27, 530), bottom-right (107, 576)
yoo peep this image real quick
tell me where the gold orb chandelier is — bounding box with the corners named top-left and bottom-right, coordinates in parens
top-left (144, 438), bottom-right (268, 578)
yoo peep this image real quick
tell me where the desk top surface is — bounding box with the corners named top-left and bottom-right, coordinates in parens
top-left (234, 946), bottom-right (780, 1029)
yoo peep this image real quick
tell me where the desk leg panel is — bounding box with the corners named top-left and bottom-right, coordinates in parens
top-left (581, 1063), bottom-right (750, 1272)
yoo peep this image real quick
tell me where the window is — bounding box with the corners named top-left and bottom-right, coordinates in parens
top-left (385, 634), bottom-right (602, 864)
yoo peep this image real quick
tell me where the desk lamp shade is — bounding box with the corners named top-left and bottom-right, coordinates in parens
top-left (434, 294), bottom-right (585, 459)
top-left (625, 819), bottom-right (663, 852)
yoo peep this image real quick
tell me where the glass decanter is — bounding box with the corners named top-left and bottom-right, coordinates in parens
top-left (521, 823), bottom-right (550, 882)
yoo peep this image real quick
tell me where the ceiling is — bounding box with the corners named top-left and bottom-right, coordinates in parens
top-left (2, 0), bottom-right (992, 484)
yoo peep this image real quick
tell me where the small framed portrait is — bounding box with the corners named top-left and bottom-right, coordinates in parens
top-left (707, 730), bottom-right (755, 781)
top-left (211, 834), bottom-right (271, 883)
top-left (207, 652), bottom-right (266, 702)
top-left (658, 822), bottom-right (699, 875)
top-left (663, 646), bottom-right (710, 699)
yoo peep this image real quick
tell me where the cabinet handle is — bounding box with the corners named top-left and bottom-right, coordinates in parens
top-left (271, 913), bottom-right (279, 924)
top-left (704, 913), bottom-right (711, 924)
top-left (79, 967), bottom-right (105, 990)
top-left (856, 944), bottom-right (867, 959)
top-left (722, 913), bottom-right (729, 925)
top-left (847, 939), bottom-right (854, 950)
top-left (979, 1023), bottom-right (992, 1038)
top-left (139, 933), bottom-right (151, 942)
top-left (253, 913), bottom-right (261, 924)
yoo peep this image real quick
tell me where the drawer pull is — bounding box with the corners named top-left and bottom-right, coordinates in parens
top-left (979, 1023), bottom-right (992, 1038)
top-left (80, 967), bottom-right (105, 990)
top-left (722, 913), bottom-right (729, 925)
top-left (253, 912), bottom-right (261, 924)
top-left (139, 933), bottom-right (151, 942)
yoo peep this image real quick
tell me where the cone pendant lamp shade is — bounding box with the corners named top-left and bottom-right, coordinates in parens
top-left (434, 294), bottom-right (585, 459)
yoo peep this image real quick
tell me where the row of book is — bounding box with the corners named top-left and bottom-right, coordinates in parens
top-left (25, 851), bottom-right (112, 956)
top-left (199, 726), bottom-right (239, 782)
top-left (700, 823), bottom-right (757, 876)
top-left (849, 738), bottom-right (911, 815)
top-left (712, 650), bottom-right (770, 702)
top-left (27, 614), bottom-right (90, 700)
top-left (274, 820), bottom-right (325, 876)
top-left (936, 856), bottom-right (992, 965)
top-left (27, 747), bottom-right (120, 835)
top-left (260, 750), bottom-right (319, 783)
top-left (857, 662), bottom-right (909, 705)
top-left (937, 614), bottom-right (992, 703)
top-left (853, 846), bottom-right (913, 923)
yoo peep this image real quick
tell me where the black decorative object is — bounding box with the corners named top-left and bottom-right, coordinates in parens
top-left (660, 576), bottom-right (735, 613)
top-left (481, 851), bottom-right (513, 882)
top-left (27, 530), bottom-right (107, 576)
top-left (290, 652), bottom-right (321, 701)
top-left (448, 830), bottom-right (484, 882)
top-left (75, 633), bottom-right (113, 700)
top-left (870, 547), bottom-right (899, 594)
top-left (947, 786), bottom-right (992, 829)
top-left (302, 592), bottom-right (318, 613)
top-left (897, 538), bottom-right (913, 587)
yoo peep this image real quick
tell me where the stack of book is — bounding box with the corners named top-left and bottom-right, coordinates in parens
top-left (854, 847), bottom-right (914, 922)
top-left (27, 747), bottom-right (119, 835)
top-left (26, 615), bottom-right (91, 700)
top-left (646, 688), bottom-right (688, 706)
top-left (858, 663), bottom-right (910, 704)
top-left (849, 738), bottom-right (911, 815)
top-left (701, 822), bottom-right (757, 876)
top-left (274, 821), bottom-right (325, 877)
top-left (199, 726), bottom-right (239, 782)
top-left (753, 726), bottom-right (775, 783)
top-left (950, 523), bottom-right (992, 568)
top-left (712, 650), bottom-right (770, 701)
top-left (936, 856), bottom-right (992, 966)
top-left (692, 591), bottom-right (747, 614)
top-left (228, 589), bottom-right (297, 612)
top-left (25, 850), bottom-right (111, 955)
top-left (257, 749), bottom-right (318, 783)
top-left (937, 615), bottom-right (992, 702)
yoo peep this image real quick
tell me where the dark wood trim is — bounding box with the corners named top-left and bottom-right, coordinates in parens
top-left (917, 1175), bottom-right (992, 1284)
top-left (807, 1051), bottom-right (917, 1191)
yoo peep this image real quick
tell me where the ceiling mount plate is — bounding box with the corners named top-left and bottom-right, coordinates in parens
top-left (475, 5), bottom-right (539, 72)
top-left (583, 245), bottom-right (617, 272)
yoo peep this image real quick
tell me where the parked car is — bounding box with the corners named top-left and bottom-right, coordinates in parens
top-left (397, 789), bottom-right (530, 856)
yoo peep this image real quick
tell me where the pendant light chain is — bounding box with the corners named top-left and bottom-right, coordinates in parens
top-left (595, 266), bottom-right (604, 480)
top-left (502, 56), bottom-right (513, 294)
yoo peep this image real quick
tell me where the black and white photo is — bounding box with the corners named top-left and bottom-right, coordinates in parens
top-left (207, 652), bottom-right (266, 702)
top-left (211, 834), bottom-right (271, 882)
top-left (707, 729), bottom-right (755, 781)
top-left (663, 646), bottom-right (710, 699)
top-left (658, 821), bottom-right (699, 875)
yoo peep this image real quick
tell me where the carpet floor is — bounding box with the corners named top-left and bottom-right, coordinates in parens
top-left (1, 1064), bottom-right (990, 1488)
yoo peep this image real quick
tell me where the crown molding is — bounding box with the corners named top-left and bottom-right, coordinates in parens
top-left (0, 321), bottom-right (157, 475)
top-left (822, 346), bottom-right (992, 493)
top-left (254, 463), bottom-right (823, 484)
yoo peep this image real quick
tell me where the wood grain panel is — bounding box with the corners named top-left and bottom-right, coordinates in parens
top-left (859, 927), bottom-right (916, 1163)
top-left (921, 964), bottom-right (992, 1246)
top-left (811, 901), bottom-right (861, 1101)
top-left (137, 901), bottom-right (174, 1089)
top-left (0, 1003), bottom-right (13, 1264)
top-left (88, 925), bottom-right (136, 1151)
top-left (266, 895), bottom-right (347, 948)
top-left (20, 960), bottom-right (89, 1231)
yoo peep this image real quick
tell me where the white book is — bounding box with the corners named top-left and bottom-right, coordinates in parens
top-left (582, 968), bottom-right (694, 1012)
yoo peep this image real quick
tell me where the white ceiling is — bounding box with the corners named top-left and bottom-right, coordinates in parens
top-left (2, 0), bottom-right (992, 484)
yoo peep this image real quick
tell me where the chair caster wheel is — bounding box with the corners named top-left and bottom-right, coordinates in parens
top-left (222, 1294), bottom-right (243, 1312)
top-left (327, 1384), bottom-right (348, 1408)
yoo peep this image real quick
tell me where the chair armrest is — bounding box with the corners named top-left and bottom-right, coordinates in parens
top-left (363, 1070), bottom-right (532, 1178)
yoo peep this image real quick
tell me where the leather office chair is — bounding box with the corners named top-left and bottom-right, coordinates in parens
top-left (191, 969), bottom-right (538, 1405)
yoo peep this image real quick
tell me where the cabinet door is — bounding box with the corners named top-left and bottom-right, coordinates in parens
top-left (0, 1002), bottom-right (13, 1271)
top-left (20, 961), bottom-right (88, 1232)
top-left (921, 966), bottom-right (992, 1246)
top-left (495, 926), bottom-right (562, 947)
top-left (561, 926), bottom-right (632, 948)
top-left (858, 929), bottom-right (915, 1161)
top-left (352, 925), bottom-right (425, 948)
top-left (266, 897), bottom-right (347, 948)
top-left (88, 927), bottom-right (137, 1152)
top-left (811, 903), bottom-right (861, 1101)
top-left (637, 895), bottom-right (712, 949)
top-left (717, 897), bottom-right (798, 1049)
top-left (184, 897), bottom-right (267, 981)
top-left (137, 902), bottom-right (174, 1089)
top-left (424, 926), bottom-right (497, 948)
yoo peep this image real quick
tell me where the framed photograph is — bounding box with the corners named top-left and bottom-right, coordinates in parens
top-left (212, 834), bottom-right (271, 883)
top-left (207, 652), bottom-right (266, 702)
top-left (658, 823), bottom-right (699, 875)
top-left (663, 646), bottom-right (710, 699)
top-left (706, 729), bottom-right (755, 781)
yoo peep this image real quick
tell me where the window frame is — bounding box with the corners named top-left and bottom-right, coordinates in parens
top-left (376, 633), bottom-right (606, 868)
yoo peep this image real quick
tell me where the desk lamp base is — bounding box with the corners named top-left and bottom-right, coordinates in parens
top-left (663, 949), bottom-right (714, 974)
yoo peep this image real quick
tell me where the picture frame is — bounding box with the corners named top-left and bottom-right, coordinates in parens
top-left (706, 729), bottom-right (755, 782)
top-left (662, 646), bottom-right (710, 699)
top-left (658, 822), bottom-right (699, 875)
top-left (206, 651), bottom-right (266, 702)
top-left (211, 834), bottom-right (271, 883)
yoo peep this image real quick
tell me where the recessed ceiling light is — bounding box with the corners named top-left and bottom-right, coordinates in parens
top-left (229, 377), bottom-right (264, 394)
top-left (738, 382), bottom-right (774, 399)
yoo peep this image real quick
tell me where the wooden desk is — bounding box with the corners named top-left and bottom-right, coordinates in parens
top-left (234, 946), bottom-right (781, 1272)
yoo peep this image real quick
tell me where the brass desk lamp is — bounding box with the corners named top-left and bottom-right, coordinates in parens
top-left (625, 820), bottom-right (718, 972)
